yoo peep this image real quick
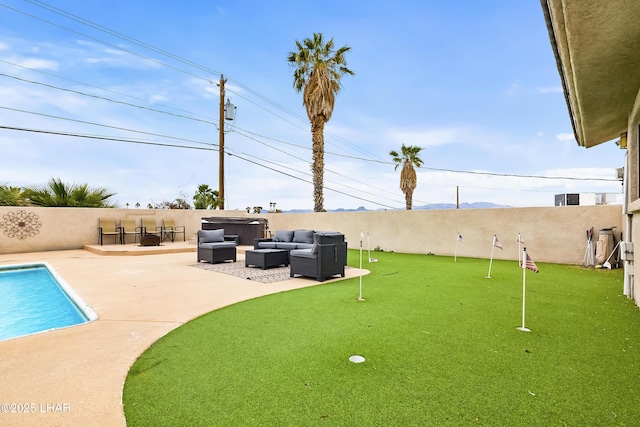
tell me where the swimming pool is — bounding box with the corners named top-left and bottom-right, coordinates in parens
top-left (0, 262), bottom-right (98, 341)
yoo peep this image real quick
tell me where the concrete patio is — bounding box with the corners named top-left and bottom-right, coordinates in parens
top-left (0, 246), bottom-right (364, 426)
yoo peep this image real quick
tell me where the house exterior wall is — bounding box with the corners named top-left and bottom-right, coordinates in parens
top-left (540, 0), bottom-right (640, 305)
top-left (0, 205), bottom-right (622, 265)
top-left (622, 86), bottom-right (640, 303)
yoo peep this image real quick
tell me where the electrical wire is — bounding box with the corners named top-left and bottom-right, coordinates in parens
top-left (0, 72), bottom-right (219, 127)
top-left (0, 2), bottom-right (214, 81)
top-left (0, 125), bottom-right (215, 150)
top-left (0, 105), bottom-right (215, 146)
top-left (0, 58), bottom-right (217, 122)
top-left (417, 165), bottom-right (619, 182)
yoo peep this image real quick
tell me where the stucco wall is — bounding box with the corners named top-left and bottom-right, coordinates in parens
top-left (0, 205), bottom-right (622, 265)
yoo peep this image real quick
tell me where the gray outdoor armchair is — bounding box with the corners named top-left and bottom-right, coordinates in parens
top-left (197, 229), bottom-right (237, 264)
top-left (289, 232), bottom-right (347, 281)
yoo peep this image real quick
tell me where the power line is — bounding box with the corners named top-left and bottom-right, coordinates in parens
top-left (232, 129), bottom-right (418, 204)
top-left (22, 0), bottom-right (224, 77)
top-left (0, 2), bottom-right (214, 82)
top-left (225, 150), bottom-right (399, 209)
top-left (229, 147), bottom-right (407, 207)
top-left (0, 72), bottom-right (219, 127)
top-left (418, 165), bottom-right (619, 182)
top-left (0, 125), bottom-right (215, 150)
top-left (0, 58), bottom-right (217, 122)
top-left (0, 105), bottom-right (215, 146)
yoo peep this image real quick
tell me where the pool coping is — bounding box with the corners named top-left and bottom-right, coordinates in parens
top-left (0, 247), bottom-right (366, 426)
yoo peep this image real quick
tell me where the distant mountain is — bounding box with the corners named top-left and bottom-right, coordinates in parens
top-left (413, 202), bottom-right (509, 210)
top-left (282, 202), bottom-right (508, 213)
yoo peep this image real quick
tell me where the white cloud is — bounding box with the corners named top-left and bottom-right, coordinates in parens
top-left (76, 40), bottom-right (161, 69)
top-left (1, 55), bottom-right (59, 70)
top-left (385, 127), bottom-right (463, 147)
top-left (537, 86), bottom-right (563, 93)
top-left (556, 132), bottom-right (575, 141)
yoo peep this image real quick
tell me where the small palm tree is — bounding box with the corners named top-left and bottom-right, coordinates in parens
top-left (0, 183), bottom-right (27, 206)
top-left (193, 184), bottom-right (220, 210)
top-left (23, 177), bottom-right (117, 208)
top-left (288, 32), bottom-right (354, 212)
top-left (390, 144), bottom-right (424, 210)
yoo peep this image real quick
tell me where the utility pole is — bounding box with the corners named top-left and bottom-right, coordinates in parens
top-left (218, 75), bottom-right (226, 210)
top-left (456, 185), bottom-right (459, 209)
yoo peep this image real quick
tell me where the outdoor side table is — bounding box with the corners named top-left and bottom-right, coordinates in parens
top-left (139, 235), bottom-right (161, 246)
top-left (245, 249), bottom-right (289, 270)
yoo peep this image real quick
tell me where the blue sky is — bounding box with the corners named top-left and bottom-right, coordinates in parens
top-left (0, 0), bottom-right (624, 210)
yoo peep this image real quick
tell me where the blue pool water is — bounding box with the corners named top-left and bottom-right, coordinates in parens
top-left (0, 263), bottom-right (97, 341)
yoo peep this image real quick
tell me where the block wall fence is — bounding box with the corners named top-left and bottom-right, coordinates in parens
top-left (0, 205), bottom-right (623, 265)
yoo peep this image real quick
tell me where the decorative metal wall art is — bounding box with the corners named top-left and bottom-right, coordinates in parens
top-left (0, 210), bottom-right (42, 240)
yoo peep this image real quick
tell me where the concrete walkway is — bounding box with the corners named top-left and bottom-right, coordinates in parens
top-left (0, 247), bottom-right (364, 426)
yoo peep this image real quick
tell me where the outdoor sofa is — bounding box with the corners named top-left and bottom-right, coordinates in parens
top-left (254, 229), bottom-right (316, 252)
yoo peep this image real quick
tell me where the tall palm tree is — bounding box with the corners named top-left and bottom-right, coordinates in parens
top-left (390, 144), bottom-right (424, 210)
top-left (23, 177), bottom-right (117, 208)
top-left (288, 32), bottom-right (354, 212)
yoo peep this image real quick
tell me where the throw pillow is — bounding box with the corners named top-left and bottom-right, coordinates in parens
top-left (199, 229), bottom-right (224, 243)
top-left (293, 229), bottom-right (315, 244)
top-left (274, 230), bottom-right (294, 242)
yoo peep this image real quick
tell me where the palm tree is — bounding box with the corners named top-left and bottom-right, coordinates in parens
top-left (390, 144), bottom-right (424, 210)
top-left (193, 184), bottom-right (220, 210)
top-left (288, 32), bottom-right (354, 212)
top-left (23, 177), bottom-right (117, 208)
top-left (0, 183), bottom-right (27, 206)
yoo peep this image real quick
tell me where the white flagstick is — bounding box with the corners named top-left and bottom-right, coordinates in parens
top-left (517, 247), bottom-right (531, 332)
top-left (358, 231), bottom-right (365, 301)
top-left (454, 233), bottom-right (459, 263)
top-left (517, 233), bottom-right (522, 266)
top-left (486, 235), bottom-right (496, 278)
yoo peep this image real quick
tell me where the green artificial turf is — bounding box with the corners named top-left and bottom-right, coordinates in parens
top-left (123, 251), bottom-right (640, 426)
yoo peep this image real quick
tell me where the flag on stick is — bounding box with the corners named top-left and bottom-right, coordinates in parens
top-left (522, 252), bottom-right (539, 273)
top-left (454, 233), bottom-right (463, 262)
top-left (517, 247), bottom-right (538, 332)
top-left (517, 233), bottom-right (524, 265)
top-left (358, 231), bottom-right (365, 301)
top-left (494, 236), bottom-right (503, 250)
top-left (486, 235), bottom-right (501, 278)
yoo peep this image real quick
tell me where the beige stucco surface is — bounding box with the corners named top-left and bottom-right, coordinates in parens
top-left (542, 0), bottom-right (640, 147)
top-left (0, 247), bottom-right (365, 426)
top-left (0, 205), bottom-right (623, 265)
